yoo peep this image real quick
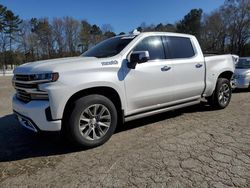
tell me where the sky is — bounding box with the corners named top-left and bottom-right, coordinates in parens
top-left (0, 0), bottom-right (225, 33)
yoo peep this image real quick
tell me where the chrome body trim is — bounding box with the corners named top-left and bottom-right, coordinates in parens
top-left (125, 100), bottom-right (200, 122)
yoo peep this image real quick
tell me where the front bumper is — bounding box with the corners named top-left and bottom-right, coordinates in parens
top-left (235, 77), bottom-right (250, 89)
top-left (12, 96), bottom-right (61, 132)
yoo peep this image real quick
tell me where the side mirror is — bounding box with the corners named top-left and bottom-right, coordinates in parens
top-left (127, 51), bottom-right (150, 69)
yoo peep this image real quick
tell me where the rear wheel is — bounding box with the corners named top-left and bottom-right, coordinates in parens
top-left (207, 78), bottom-right (232, 109)
top-left (66, 94), bottom-right (118, 148)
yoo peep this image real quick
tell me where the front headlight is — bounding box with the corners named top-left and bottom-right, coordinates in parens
top-left (33, 72), bottom-right (59, 82)
top-left (13, 72), bottom-right (59, 102)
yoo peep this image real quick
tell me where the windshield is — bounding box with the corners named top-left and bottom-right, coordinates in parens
top-left (236, 58), bottom-right (250, 69)
top-left (82, 36), bottom-right (136, 58)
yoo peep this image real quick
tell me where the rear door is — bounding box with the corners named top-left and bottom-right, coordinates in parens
top-left (163, 36), bottom-right (205, 102)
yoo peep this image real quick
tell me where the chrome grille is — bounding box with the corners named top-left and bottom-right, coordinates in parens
top-left (16, 89), bottom-right (31, 103)
top-left (13, 74), bottom-right (48, 103)
top-left (15, 74), bottom-right (34, 81)
top-left (15, 82), bottom-right (37, 89)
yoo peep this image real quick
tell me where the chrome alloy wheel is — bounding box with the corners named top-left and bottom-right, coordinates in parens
top-left (218, 83), bottom-right (230, 106)
top-left (79, 104), bottom-right (111, 140)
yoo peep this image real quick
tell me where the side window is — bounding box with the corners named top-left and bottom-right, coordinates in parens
top-left (133, 36), bottom-right (165, 60)
top-left (166, 36), bottom-right (195, 59)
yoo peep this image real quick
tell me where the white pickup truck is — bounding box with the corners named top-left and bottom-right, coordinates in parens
top-left (12, 32), bottom-right (238, 147)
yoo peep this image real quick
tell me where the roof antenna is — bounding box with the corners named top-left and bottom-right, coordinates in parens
top-left (132, 29), bottom-right (140, 35)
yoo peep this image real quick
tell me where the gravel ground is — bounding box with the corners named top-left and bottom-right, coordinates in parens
top-left (0, 76), bottom-right (250, 187)
top-left (0, 76), bottom-right (14, 116)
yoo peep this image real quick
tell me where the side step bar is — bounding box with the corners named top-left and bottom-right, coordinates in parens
top-left (125, 100), bottom-right (201, 122)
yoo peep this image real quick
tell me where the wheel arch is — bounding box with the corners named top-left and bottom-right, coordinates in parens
top-left (213, 71), bottom-right (234, 94)
top-left (62, 86), bottom-right (124, 125)
top-left (204, 70), bottom-right (234, 97)
top-left (218, 71), bottom-right (234, 81)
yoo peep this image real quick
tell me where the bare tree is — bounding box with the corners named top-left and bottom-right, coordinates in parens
top-left (30, 18), bottom-right (54, 58)
top-left (201, 0), bottom-right (250, 55)
top-left (101, 24), bottom-right (113, 33)
top-left (64, 16), bottom-right (80, 55)
top-left (52, 18), bottom-right (65, 56)
top-left (79, 20), bottom-right (92, 52)
top-left (1, 0), bottom-right (250, 69)
top-left (201, 11), bottom-right (227, 53)
top-left (225, 0), bottom-right (250, 55)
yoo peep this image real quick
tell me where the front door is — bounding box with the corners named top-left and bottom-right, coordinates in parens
top-left (124, 36), bottom-right (175, 115)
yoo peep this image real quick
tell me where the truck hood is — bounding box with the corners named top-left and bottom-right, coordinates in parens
top-left (235, 68), bottom-right (250, 75)
top-left (13, 56), bottom-right (107, 74)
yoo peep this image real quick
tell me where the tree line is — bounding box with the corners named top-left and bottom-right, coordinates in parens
top-left (0, 0), bottom-right (249, 70)
top-left (137, 0), bottom-right (250, 56)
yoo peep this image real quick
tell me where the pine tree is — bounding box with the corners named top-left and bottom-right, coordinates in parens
top-left (0, 4), bottom-right (7, 32)
top-left (176, 9), bottom-right (203, 39)
top-left (3, 10), bottom-right (22, 69)
top-left (4, 10), bottom-right (22, 51)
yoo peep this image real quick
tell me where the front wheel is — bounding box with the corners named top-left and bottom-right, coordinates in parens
top-left (207, 78), bottom-right (232, 109)
top-left (66, 94), bottom-right (118, 148)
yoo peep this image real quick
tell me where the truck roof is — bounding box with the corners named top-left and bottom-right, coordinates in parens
top-left (140, 32), bottom-right (194, 37)
top-left (119, 31), bottom-right (195, 39)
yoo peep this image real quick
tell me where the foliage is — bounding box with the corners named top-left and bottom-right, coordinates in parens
top-left (0, 0), bottom-right (250, 69)
top-left (176, 9), bottom-right (203, 39)
top-left (201, 0), bottom-right (250, 55)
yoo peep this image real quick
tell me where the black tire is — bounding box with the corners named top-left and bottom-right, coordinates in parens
top-left (207, 78), bottom-right (232, 109)
top-left (65, 94), bottom-right (118, 148)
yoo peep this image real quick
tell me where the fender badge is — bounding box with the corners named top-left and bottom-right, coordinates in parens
top-left (101, 60), bottom-right (118, 66)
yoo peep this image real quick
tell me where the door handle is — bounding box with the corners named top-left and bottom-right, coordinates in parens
top-left (161, 66), bottom-right (171, 71)
top-left (195, 63), bottom-right (203, 68)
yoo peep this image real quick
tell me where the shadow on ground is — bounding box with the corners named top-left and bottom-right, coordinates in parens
top-left (0, 114), bottom-right (80, 162)
top-left (0, 103), bottom-right (216, 162)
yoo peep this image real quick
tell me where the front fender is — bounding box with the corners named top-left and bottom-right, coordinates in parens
top-left (41, 81), bottom-right (126, 120)
top-left (40, 70), bottom-right (126, 120)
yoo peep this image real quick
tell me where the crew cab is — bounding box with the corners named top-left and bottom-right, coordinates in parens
top-left (12, 32), bottom-right (238, 147)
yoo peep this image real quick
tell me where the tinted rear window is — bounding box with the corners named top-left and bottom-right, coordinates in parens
top-left (165, 36), bottom-right (195, 59)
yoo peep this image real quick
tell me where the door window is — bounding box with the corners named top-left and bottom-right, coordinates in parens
top-left (164, 36), bottom-right (195, 59)
top-left (133, 36), bottom-right (165, 60)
